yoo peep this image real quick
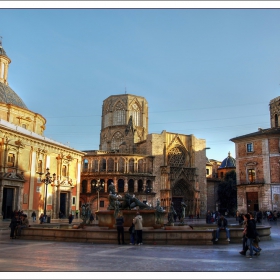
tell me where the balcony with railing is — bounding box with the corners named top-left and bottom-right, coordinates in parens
top-left (237, 179), bottom-right (265, 186)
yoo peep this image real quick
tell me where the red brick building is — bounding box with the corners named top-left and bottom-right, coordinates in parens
top-left (230, 96), bottom-right (280, 213)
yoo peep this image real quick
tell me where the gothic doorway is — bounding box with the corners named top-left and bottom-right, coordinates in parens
top-left (2, 187), bottom-right (14, 219)
top-left (172, 197), bottom-right (183, 216)
top-left (172, 179), bottom-right (194, 217)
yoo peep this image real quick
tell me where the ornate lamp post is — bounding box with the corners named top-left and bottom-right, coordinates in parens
top-left (145, 185), bottom-right (152, 205)
top-left (94, 179), bottom-right (104, 211)
top-left (37, 168), bottom-right (56, 218)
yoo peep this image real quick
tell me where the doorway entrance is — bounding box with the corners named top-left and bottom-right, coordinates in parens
top-left (246, 192), bottom-right (259, 213)
top-left (2, 187), bottom-right (14, 219)
top-left (172, 197), bottom-right (183, 217)
top-left (60, 193), bottom-right (67, 218)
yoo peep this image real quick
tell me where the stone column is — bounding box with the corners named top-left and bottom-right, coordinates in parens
top-left (57, 186), bottom-right (61, 218)
top-left (124, 177), bottom-right (128, 192)
top-left (52, 186), bottom-right (57, 219)
top-left (134, 180), bottom-right (138, 193)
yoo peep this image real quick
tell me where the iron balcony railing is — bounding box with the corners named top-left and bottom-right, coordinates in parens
top-left (238, 180), bottom-right (265, 185)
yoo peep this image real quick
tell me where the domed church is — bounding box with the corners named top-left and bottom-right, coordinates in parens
top-left (0, 38), bottom-right (84, 220)
top-left (217, 152), bottom-right (236, 179)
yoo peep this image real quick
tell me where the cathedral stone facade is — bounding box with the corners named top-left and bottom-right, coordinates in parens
top-left (81, 94), bottom-right (208, 217)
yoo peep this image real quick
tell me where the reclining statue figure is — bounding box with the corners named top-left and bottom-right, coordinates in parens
top-left (107, 182), bottom-right (151, 210)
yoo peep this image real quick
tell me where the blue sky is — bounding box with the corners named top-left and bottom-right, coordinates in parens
top-left (1, 4), bottom-right (280, 161)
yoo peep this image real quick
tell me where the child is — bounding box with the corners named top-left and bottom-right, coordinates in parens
top-left (129, 222), bottom-right (135, 245)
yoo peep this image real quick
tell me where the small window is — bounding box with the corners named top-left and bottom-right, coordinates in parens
top-left (7, 153), bottom-right (15, 167)
top-left (247, 143), bottom-right (253, 153)
top-left (62, 165), bottom-right (67, 177)
top-left (100, 201), bottom-right (104, 208)
top-left (72, 196), bottom-right (76, 205)
top-left (248, 169), bottom-right (255, 183)
top-left (83, 159), bottom-right (88, 170)
top-left (206, 168), bottom-right (209, 175)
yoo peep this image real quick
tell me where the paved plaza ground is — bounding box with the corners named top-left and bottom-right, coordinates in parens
top-left (0, 217), bottom-right (279, 278)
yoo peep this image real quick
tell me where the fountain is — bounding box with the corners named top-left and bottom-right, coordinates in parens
top-left (96, 183), bottom-right (166, 228)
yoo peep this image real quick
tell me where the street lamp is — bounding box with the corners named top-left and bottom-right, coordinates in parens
top-left (93, 179), bottom-right (104, 211)
top-left (37, 168), bottom-right (56, 218)
top-left (145, 185), bottom-right (152, 204)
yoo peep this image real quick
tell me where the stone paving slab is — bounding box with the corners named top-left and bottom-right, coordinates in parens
top-left (0, 218), bottom-right (279, 277)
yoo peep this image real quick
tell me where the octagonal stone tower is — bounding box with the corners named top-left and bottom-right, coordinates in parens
top-left (99, 94), bottom-right (148, 153)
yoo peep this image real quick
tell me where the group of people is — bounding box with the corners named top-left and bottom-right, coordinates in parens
top-left (115, 211), bottom-right (143, 245)
top-left (239, 212), bottom-right (262, 259)
top-left (237, 210), bottom-right (279, 225)
top-left (9, 210), bottom-right (29, 239)
top-left (206, 210), bottom-right (221, 224)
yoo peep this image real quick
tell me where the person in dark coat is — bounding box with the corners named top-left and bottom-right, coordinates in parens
top-left (68, 213), bottom-right (73, 224)
top-left (246, 212), bottom-right (258, 258)
top-left (116, 212), bottom-right (125, 245)
top-left (10, 213), bottom-right (20, 239)
top-left (128, 222), bottom-right (135, 245)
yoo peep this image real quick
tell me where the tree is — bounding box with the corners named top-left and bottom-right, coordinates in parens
top-left (217, 170), bottom-right (237, 216)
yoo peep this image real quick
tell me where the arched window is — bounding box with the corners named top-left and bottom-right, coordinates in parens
top-left (129, 158), bottom-right (134, 172)
top-left (107, 158), bottom-right (114, 172)
top-left (168, 146), bottom-right (186, 167)
top-left (81, 180), bottom-right (87, 194)
top-left (138, 159), bottom-right (144, 173)
top-left (94, 160), bottom-right (99, 172)
top-left (118, 158), bottom-right (125, 173)
top-left (138, 179), bottom-right (143, 192)
top-left (118, 179), bottom-right (124, 193)
top-left (113, 101), bottom-right (126, 125)
top-left (100, 158), bottom-right (106, 172)
top-left (83, 159), bottom-right (88, 171)
top-left (128, 179), bottom-right (134, 193)
top-left (129, 103), bottom-right (140, 126)
top-left (111, 132), bottom-right (124, 151)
